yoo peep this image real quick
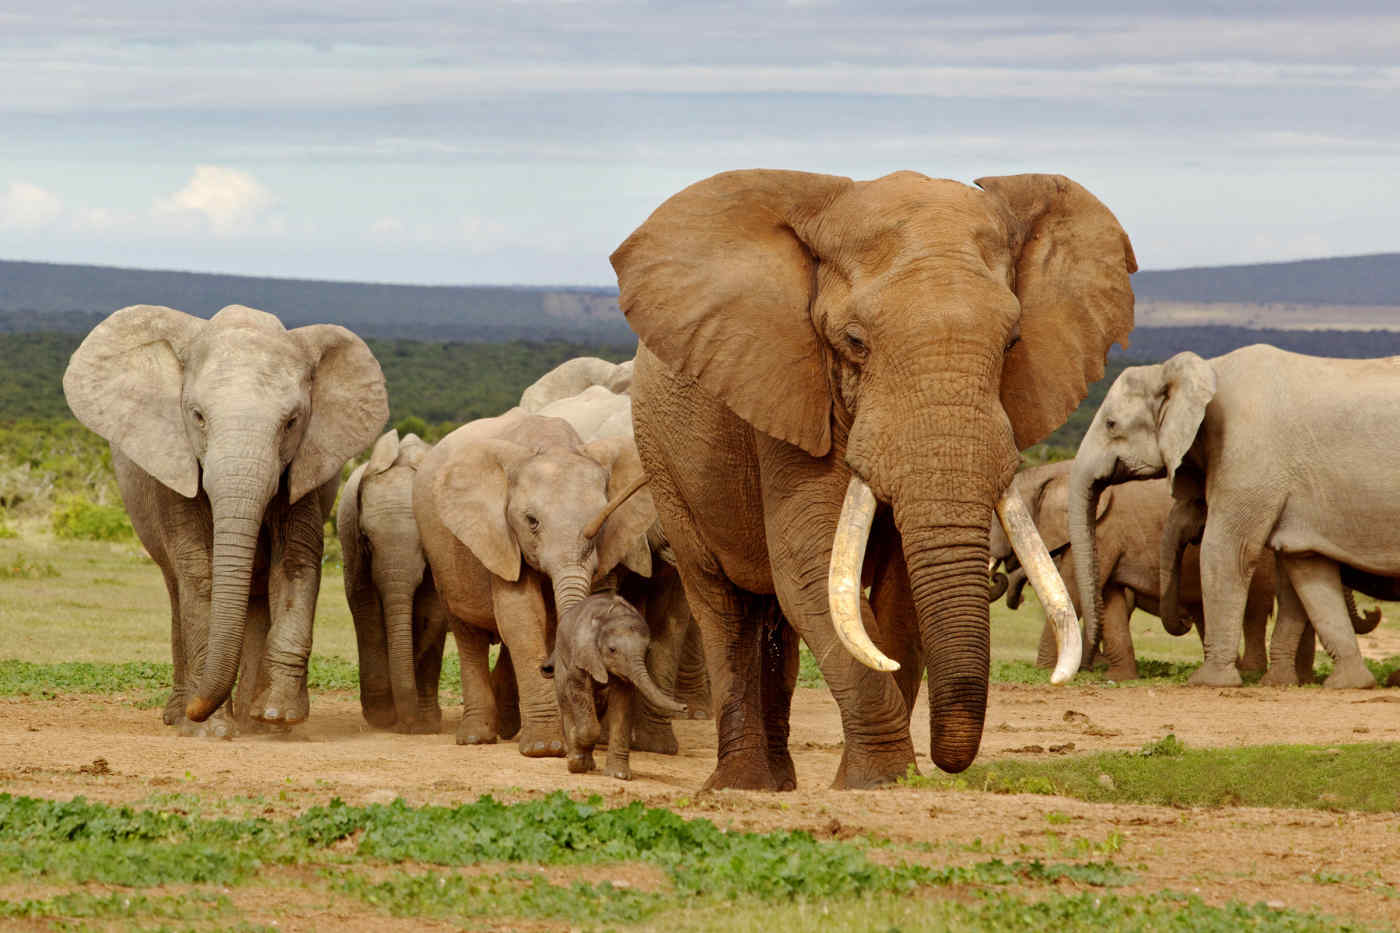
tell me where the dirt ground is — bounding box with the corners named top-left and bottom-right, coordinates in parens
top-left (4, 681), bottom-right (1399, 928)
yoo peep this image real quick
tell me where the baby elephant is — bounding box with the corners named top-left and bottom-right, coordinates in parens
top-left (541, 593), bottom-right (686, 780)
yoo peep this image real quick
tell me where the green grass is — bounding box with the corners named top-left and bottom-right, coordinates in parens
top-left (902, 736), bottom-right (1400, 812)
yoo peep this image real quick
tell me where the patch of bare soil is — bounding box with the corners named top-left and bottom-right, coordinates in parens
top-left (3, 683), bottom-right (1398, 928)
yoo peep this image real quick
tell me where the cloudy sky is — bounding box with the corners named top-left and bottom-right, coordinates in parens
top-left (1, 1), bottom-right (1396, 285)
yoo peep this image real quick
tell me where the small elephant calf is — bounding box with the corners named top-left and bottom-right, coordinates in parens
top-left (541, 593), bottom-right (686, 780)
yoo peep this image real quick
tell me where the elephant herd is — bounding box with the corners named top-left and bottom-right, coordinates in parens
top-left (58, 168), bottom-right (1396, 793)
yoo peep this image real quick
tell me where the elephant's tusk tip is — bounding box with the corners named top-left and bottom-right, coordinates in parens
top-left (185, 696), bottom-right (218, 722)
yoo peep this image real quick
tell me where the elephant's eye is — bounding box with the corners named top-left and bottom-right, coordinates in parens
top-left (1004, 328), bottom-right (1021, 353)
top-left (284, 415), bottom-right (298, 433)
top-left (525, 514), bottom-right (540, 533)
top-left (191, 408), bottom-right (205, 429)
top-left (843, 327), bottom-right (870, 360)
top-left (1105, 418), bottom-right (1118, 432)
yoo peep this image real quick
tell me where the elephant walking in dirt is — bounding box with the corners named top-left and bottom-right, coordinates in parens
top-left (990, 463), bottom-right (1273, 681)
top-left (63, 305), bottom-right (387, 736)
top-left (1070, 346), bottom-right (1400, 689)
top-left (613, 169), bottom-right (1137, 788)
top-left (413, 410), bottom-right (655, 756)
top-left (534, 372), bottom-right (711, 754)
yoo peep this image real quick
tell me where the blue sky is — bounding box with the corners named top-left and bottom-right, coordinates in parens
top-left (1, 1), bottom-right (1396, 285)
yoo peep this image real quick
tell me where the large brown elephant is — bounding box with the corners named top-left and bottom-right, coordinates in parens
top-left (413, 410), bottom-right (655, 756)
top-left (63, 304), bottom-right (387, 735)
top-left (613, 169), bottom-right (1137, 789)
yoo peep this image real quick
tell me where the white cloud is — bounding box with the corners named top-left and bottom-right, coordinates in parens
top-left (152, 165), bottom-right (274, 233)
top-left (0, 180), bottom-right (63, 229)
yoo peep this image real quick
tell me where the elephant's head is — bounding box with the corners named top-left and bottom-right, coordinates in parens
top-left (432, 415), bottom-right (654, 615)
top-left (340, 430), bottom-right (432, 723)
top-left (64, 304), bottom-right (388, 721)
top-left (542, 593), bottom-right (687, 717)
top-left (613, 170), bottom-right (1136, 771)
top-left (1068, 352), bottom-right (1216, 664)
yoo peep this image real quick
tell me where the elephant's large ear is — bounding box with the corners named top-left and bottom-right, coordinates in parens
top-left (580, 437), bottom-right (655, 578)
top-left (976, 174), bottom-right (1138, 450)
top-left (289, 324), bottom-right (389, 503)
top-left (1157, 353), bottom-right (1217, 493)
top-left (433, 438), bottom-right (533, 581)
top-left (62, 305), bottom-right (204, 498)
top-left (611, 170), bottom-right (855, 457)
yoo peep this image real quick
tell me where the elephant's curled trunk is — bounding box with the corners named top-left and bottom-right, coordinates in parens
top-left (629, 658), bottom-right (688, 717)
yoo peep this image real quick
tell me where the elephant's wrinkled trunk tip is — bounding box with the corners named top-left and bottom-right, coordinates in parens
top-left (185, 694), bottom-right (220, 722)
top-left (995, 487), bottom-right (1081, 684)
top-left (583, 474), bottom-right (650, 541)
top-left (828, 475), bottom-right (900, 672)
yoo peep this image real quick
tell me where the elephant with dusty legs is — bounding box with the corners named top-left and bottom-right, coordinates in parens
top-left (542, 593), bottom-right (688, 780)
top-left (339, 430), bottom-right (455, 733)
top-left (519, 357), bottom-right (634, 412)
top-left (413, 410), bottom-right (655, 756)
top-left (535, 378), bottom-right (710, 753)
top-left (64, 305), bottom-right (387, 736)
top-left (613, 170), bottom-right (1137, 789)
top-left (990, 463), bottom-right (1272, 680)
top-left (1158, 496), bottom-right (1384, 684)
top-left (1070, 347), bottom-right (1400, 689)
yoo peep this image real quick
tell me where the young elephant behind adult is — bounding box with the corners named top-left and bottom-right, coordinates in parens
top-left (519, 357), bottom-right (634, 412)
top-left (413, 410), bottom-right (655, 756)
top-left (64, 304), bottom-right (387, 736)
top-left (542, 593), bottom-right (687, 780)
top-left (338, 430), bottom-right (449, 733)
top-left (989, 462), bottom-right (1273, 681)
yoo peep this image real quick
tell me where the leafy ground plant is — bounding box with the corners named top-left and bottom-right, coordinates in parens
top-left (901, 736), bottom-right (1400, 812)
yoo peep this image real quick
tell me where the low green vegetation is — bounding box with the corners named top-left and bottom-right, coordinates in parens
top-left (50, 495), bottom-right (134, 540)
top-left (0, 791), bottom-right (1367, 932)
top-left (904, 736), bottom-right (1400, 812)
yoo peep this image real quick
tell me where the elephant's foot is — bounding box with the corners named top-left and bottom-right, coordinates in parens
top-left (176, 707), bottom-right (236, 740)
top-left (1323, 656), bottom-right (1376, 690)
top-left (163, 689), bottom-right (185, 726)
top-left (630, 716), bottom-right (680, 756)
top-left (605, 757), bottom-right (632, 781)
top-left (1103, 662), bottom-right (1139, 682)
top-left (1187, 661), bottom-right (1243, 687)
top-left (831, 740), bottom-right (914, 790)
top-left (250, 678), bottom-right (310, 726)
top-left (703, 749), bottom-right (784, 791)
top-left (767, 748), bottom-right (797, 792)
top-left (454, 715), bottom-right (498, 746)
top-left (567, 749), bottom-right (596, 773)
top-left (1238, 652), bottom-right (1268, 675)
top-left (361, 702), bottom-right (397, 730)
top-left (1259, 666), bottom-right (1299, 687)
top-left (517, 721), bottom-right (566, 757)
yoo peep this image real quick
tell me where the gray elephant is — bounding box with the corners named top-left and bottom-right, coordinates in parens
top-left (534, 377), bottom-right (710, 752)
top-left (413, 409), bottom-right (655, 756)
top-left (338, 429), bottom-right (447, 733)
top-left (64, 304), bottom-right (387, 736)
top-left (1070, 346), bottom-right (1400, 688)
top-left (542, 592), bottom-right (688, 780)
top-left (519, 357), bottom-right (634, 413)
top-left (989, 462), bottom-right (1273, 681)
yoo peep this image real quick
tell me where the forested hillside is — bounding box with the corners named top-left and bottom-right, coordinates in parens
top-left (1133, 252), bottom-right (1400, 306)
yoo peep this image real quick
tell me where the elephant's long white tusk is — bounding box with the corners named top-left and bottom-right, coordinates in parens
top-left (828, 475), bottom-right (900, 673)
top-left (997, 486), bottom-right (1081, 685)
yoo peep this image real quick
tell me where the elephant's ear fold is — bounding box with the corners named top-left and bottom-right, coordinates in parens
top-left (1157, 353), bottom-right (1217, 493)
top-left (434, 438), bottom-right (531, 581)
top-left (62, 305), bottom-right (204, 498)
top-left (336, 463), bottom-right (368, 589)
top-left (397, 433), bottom-right (430, 470)
top-left (580, 437), bottom-right (655, 578)
top-left (365, 430), bottom-right (400, 477)
top-left (611, 169), bottom-right (854, 457)
top-left (1095, 486), bottom-right (1115, 523)
top-left (976, 174), bottom-right (1138, 450)
top-left (289, 324), bottom-right (389, 503)
top-left (575, 632), bottom-right (610, 685)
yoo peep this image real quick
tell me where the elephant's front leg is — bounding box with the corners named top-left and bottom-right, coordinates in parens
top-left (170, 512), bottom-right (235, 739)
top-left (1263, 554), bottom-right (1311, 686)
top-left (1098, 587), bottom-right (1137, 682)
top-left (559, 674), bottom-right (600, 774)
top-left (1192, 522), bottom-right (1263, 687)
top-left (256, 492), bottom-right (326, 725)
top-left (759, 611), bottom-right (799, 791)
top-left (602, 683), bottom-right (633, 780)
top-left (1281, 555), bottom-right (1375, 689)
top-left (492, 570), bottom-right (565, 757)
top-left (451, 622), bottom-right (498, 745)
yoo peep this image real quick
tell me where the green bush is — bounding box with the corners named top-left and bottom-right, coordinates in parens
top-left (51, 497), bottom-right (134, 541)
